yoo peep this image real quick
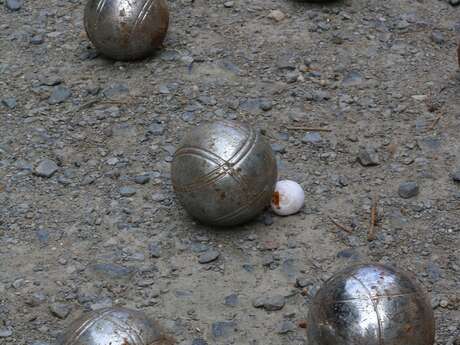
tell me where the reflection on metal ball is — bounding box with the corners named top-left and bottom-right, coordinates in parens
top-left (84, 0), bottom-right (169, 61)
top-left (171, 120), bottom-right (277, 226)
top-left (59, 307), bottom-right (172, 345)
top-left (307, 263), bottom-right (435, 345)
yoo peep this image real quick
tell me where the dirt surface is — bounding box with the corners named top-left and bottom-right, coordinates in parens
top-left (1, 0), bottom-right (460, 344)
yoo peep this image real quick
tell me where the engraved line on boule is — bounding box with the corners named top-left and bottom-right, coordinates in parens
top-left (66, 308), bottom-right (115, 345)
top-left (330, 292), bottom-right (416, 303)
top-left (131, 0), bottom-right (156, 37)
top-left (212, 185), bottom-right (270, 224)
top-left (351, 275), bottom-right (384, 345)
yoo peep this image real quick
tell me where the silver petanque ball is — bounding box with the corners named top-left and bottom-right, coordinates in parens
top-left (59, 307), bottom-right (172, 345)
top-left (307, 263), bottom-right (435, 345)
top-left (171, 120), bottom-right (277, 226)
top-left (84, 0), bottom-right (169, 61)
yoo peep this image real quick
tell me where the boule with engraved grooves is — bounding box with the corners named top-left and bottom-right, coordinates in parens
top-left (171, 120), bottom-right (277, 226)
top-left (59, 307), bottom-right (174, 345)
top-left (84, 0), bottom-right (169, 61)
top-left (307, 263), bottom-right (435, 345)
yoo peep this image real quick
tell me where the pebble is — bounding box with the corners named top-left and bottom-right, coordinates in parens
top-left (224, 293), bottom-right (239, 307)
top-left (358, 146), bottom-right (380, 166)
top-left (103, 83), bottom-right (129, 99)
top-left (1, 97), bottom-right (17, 109)
top-left (34, 159), bottom-right (58, 178)
top-left (431, 31), bottom-right (445, 45)
top-left (342, 71), bottom-right (363, 86)
top-left (223, 1), bottom-right (234, 7)
top-left (192, 339), bottom-right (208, 345)
top-left (91, 263), bottom-right (134, 279)
top-left (277, 320), bottom-right (296, 334)
top-left (302, 132), bottom-right (322, 145)
top-left (134, 174), bottom-right (150, 185)
top-left (452, 168), bottom-right (460, 183)
top-left (30, 34), bottom-right (45, 45)
top-left (198, 249), bottom-right (220, 264)
top-left (268, 10), bottom-right (286, 22)
top-left (212, 321), bottom-right (237, 338)
top-left (259, 99), bottom-right (273, 111)
top-left (398, 181), bottom-right (419, 199)
top-left (119, 186), bottom-right (137, 197)
top-left (49, 303), bottom-right (71, 319)
top-left (48, 85), bottom-right (71, 104)
top-left (148, 242), bottom-right (161, 258)
top-left (0, 328), bottom-right (12, 338)
top-left (5, 0), bottom-right (22, 11)
top-left (253, 295), bottom-right (285, 311)
top-left (439, 300), bottom-right (449, 308)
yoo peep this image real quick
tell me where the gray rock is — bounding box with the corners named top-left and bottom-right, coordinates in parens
top-left (103, 83), bottom-right (129, 99)
top-left (259, 99), bottom-right (273, 111)
top-left (223, 1), bottom-right (234, 8)
top-left (2, 97), bottom-right (17, 109)
top-left (302, 132), bottom-right (322, 144)
top-left (26, 292), bottom-right (47, 307)
top-left (398, 181), bottom-right (419, 199)
top-left (39, 72), bottom-right (63, 86)
top-left (91, 263), bottom-right (134, 279)
top-left (5, 0), bottom-right (22, 11)
top-left (212, 321), bottom-right (237, 338)
top-left (134, 174), bottom-right (150, 184)
top-left (34, 159), bottom-right (58, 178)
top-left (36, 229), bottom-right (49, 244)
top-left (358, 146), bottom-right (380, 166)
top-left (431, 31), bottom-right (445, 45)
top-left (452, 168), bottom-right (460, 183)
top-left (30, 34), bottom-right (44, 45)
top-left (148, 242), bottom-right (161, 258)
top-left (253, 295), bottom-right (285, 311)
top-left (192, 339), bottom-right (208, 345)
top-left (0, 328), bottom-right (12, 337)
top-left (224, 293), bottom-right (239, 307)
top-left (148, 122), bottom-right (166, 136)
top-left (119, 186), bottom-right (137, 197)
top-left (277, 320), bottom-right (296, 334)
top-left (48, 85), bottom-right (71, 104)
top-left (271, 143), bottom-right (286, 154)
top-left (49, 303), bottom-right (71, 319)
top-left (198, 249), bottom-right (220, 264)
top-left (342, 71), bottom-right (363, 86)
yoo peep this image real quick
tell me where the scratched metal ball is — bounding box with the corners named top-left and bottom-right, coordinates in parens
top-left (59, 307), bottom-right (169, 345)
top-left (84, 0), bottom-right (169, 61)
top-left (307, 263), bottom-right (435, 345)
top-left (171, 120), bottom-right (277, 226)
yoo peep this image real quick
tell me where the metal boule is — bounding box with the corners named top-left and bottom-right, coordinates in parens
top-left (307, 263), bottom-right (435, 345)
top-left (59, 307), bottom-right (174, 345)
top-left (84, 0), bottom-right (169, 61)
top-left (171, 120), bottom-right (278, 226)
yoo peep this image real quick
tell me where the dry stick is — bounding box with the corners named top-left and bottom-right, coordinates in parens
top-left (328, 216), bottom-right (353, 234)
top-left (368, 195), bottom-right (379, 241)
top-left (285, 127), bottom-right (332, 132)
top-left (428, 112), bottom-right (443, 131)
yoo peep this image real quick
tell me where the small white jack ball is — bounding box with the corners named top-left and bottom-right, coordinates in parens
top-left (271, 180), bottom-right (305, 216)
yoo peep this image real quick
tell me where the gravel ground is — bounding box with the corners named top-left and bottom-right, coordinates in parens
top-left (1, 0), bottom-right (460, 344)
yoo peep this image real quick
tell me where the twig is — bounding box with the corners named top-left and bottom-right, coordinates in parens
top-left (368, 194), bottom-right (379, 241)
top-left (428, 112), bottom-right (443, 131)
top-left (328, 216), bottom-right (353, 234)
top-left (285, 127), bottom-right (332, 132)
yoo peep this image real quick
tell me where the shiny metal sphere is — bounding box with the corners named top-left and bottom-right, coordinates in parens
top-left (307, 263), bottom-right (435, 345)
top-left (171, 120), bottom-right (277, 226)
top-left (84, 0), bottom-right (169, 61)
top-left (59, 307), bottom-right (168, 345)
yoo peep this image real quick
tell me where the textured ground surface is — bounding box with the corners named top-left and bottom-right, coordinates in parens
top-left (1, 0), bottom-right (460, 344)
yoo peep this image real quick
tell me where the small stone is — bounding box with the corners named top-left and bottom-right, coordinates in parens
top-left (212, 321), bottom-right (237, 338)
top-left (439, 300), bottom-right (449, 308)
top-left (2, 97), bottom-right (17, 109)
top-left (342, 71), bottom-right (363, 86)
top-left (5, 0), bottom-right (22, 11)
top-left (268, 9), bottom-right (286, 22)
top-left (271, 143), bottom-right (286, 154)
top-left (30, 34), bottom-right (45, 45)
top-left (431, 31), bottom-right (444, 45)
top-left (224, 294), bottom-right (239, 307)
top-left (277, 320), bottom-right (296, 334)
top-left (148, 122), bottom-right (165, 136)
top-left (26, 292), bottom-right (47, 307)
top-left (259, 99), bottom-right (273, 111)
top-left (148, 242), bottom-right (161, 258)
top-left (91, 263), bottom-right (134, 279)
top-left (398, 181), bottom-right (419, 199)
top-left (134, 174), bottom-right (150, 185)
top-left (119, 186), bottom-right (137, 197)
top-left (12, 278), bottom-right (24, 289)
top-left (452, 168), bottom-right (460, 183)
top-left (223, 1), bottom-right (234, 7)
top-left (48, 85), bottom-right (71, 104)
top-left (302, 132), bottom-right (322, 145)
top-left (285, 71), bottom-right (298, 83)
top-left (295, 277), bottom-right (312, 288)
top-left (358, 146), bottom-right (380, 166)
top-left (0, 328), bottom-right (12, 338)
top-left (49, 303), bottom-right (71, 319)
top-left (198, 249), bottom-right (220, 264)
top-left (103, 83), bottom-right (129, 99)
top-left (253, 295), bottom-right (285, 311)
top-left (192, 339), bottom-right (208, 345)
top-left (34, 159), bottom-right (58, 178)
